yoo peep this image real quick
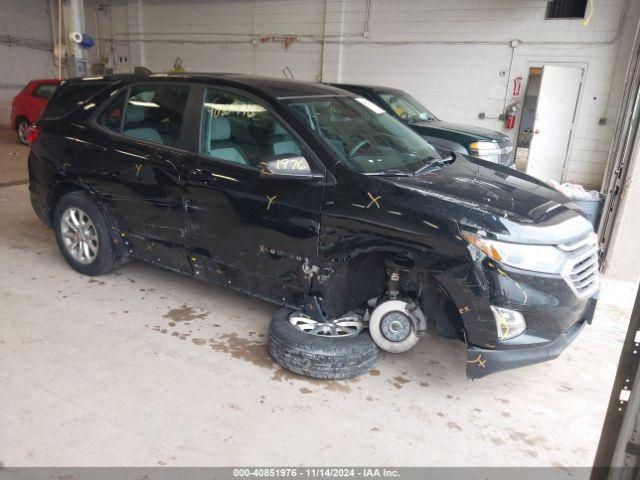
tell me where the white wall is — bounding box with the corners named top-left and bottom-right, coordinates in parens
top-left (0, 0), bottom-right (57, 127)
top-left (93, 0), bottom-right (640, 189)
top-left (324, 0), bottom-right (640, 188)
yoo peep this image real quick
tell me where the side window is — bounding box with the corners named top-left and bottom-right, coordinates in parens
top-left (98, 93), bottom-right (126, 133)
top-left (201, 88), bottom-right (302, 168)
top-left (32, 84), bottom-right (57, 100)
top-left (122, 84), bottom-right (190, 148)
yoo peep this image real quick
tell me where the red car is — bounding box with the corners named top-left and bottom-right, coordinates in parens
top-left (11, 79), bottom-right (60, 144)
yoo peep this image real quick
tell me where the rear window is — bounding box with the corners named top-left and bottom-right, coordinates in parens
top-left (32, 83), bottom-right (58, 100)
top-left (42, 82), bottom-right (111, 119)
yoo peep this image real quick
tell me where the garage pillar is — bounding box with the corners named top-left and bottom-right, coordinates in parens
top-left (604, 128), bottom-right (640, 284)
top-left (63, 0), bottom-right (87, 77)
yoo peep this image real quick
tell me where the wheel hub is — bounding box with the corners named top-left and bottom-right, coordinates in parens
top-left (380, 311), bottom-right (412, 342)
top-left (289, 312), bottom-right (364, 337)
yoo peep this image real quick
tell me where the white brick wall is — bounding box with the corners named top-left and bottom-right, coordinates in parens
top-left (0, 0), bottom-right (57, 127)
top-left (104, 0), bottom-right (638, 188)
top-left (4, 0), bottom-right (637, 188)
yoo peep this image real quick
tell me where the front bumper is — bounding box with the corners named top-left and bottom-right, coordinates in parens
top-left (466, 295), bottom-right (597, 379)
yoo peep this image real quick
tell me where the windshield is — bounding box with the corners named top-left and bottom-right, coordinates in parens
top-left (282, 96), bottom-right (442, 174)
top-left (378, 91), bottom-right (437, 123)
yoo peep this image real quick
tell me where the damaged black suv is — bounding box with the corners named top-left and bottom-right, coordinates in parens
top-left (28, 73), bottom-right (599, 379)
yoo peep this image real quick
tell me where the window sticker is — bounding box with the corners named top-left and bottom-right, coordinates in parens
top-left (355, 97), bottom-right (385, 115)
top-left (204, 102), bottom-right (266, 118)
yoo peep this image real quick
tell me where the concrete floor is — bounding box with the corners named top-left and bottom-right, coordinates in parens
top-left (0, 131), bottom-right (637, 467)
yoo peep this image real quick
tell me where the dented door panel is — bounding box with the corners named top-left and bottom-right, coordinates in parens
top-left (74, 127), bottom-right (191, 271)
top-left (183, 156), bottom-right (324, 306)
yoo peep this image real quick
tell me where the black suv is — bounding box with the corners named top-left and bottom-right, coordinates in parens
top-left (28, 74), bottom-right (598, 379)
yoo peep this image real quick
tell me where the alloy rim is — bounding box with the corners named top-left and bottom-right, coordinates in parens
top-left (60, 207), bottom-right (99, 265)
top-left (18, 122), bottom-right (29, 143)
top-left (288, 312), bottom-right (364, 337)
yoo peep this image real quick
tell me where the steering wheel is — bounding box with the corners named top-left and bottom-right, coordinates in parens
top-left (348, 139), bottom-right (370, 158)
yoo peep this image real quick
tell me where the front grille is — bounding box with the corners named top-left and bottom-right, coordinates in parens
top-left (560, 234), bottom-right (600, 299)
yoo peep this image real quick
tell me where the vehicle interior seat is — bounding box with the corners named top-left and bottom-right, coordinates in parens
top-left (123, 106), bottom-right (164, 144)
top-left (270, 123), bottom-right (301, 156)
top-left (207, 116), bottom-right (249, 165)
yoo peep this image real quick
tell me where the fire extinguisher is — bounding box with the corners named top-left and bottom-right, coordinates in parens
top-left (504, 103), bottom-right (518, 129)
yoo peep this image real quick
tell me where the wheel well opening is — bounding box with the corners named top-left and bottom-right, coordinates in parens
top-left (15, 116), bottom-right (29, 129)
top-left (49, 183), bottom-right (82, 223)
top-left (321, 252), bottom-right (466, 341)
top-left (419, 273), bottom-right (466, 341)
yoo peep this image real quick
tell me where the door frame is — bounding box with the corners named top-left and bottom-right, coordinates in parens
top-left (513, 60), bottom-right (587, 182)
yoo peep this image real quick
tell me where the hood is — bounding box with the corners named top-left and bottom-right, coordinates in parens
top-left (382, 155), bottom-right (592, 244)
top-left (409, 120), bottom-right (510, 144)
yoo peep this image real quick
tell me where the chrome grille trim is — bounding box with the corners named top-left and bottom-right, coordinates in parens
top-left (560, 233), bottom-right (599, 299)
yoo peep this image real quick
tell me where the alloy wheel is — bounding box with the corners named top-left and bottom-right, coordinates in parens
top-left (60, 207), bottom-right (99, 265)
top-left (288, 312), bottom-right (364, 337)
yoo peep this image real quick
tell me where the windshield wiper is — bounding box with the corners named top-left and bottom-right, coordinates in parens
top-left (414, 153), bottom-right (455, 175)
top-left (364, 169), bottom-right (412, 177)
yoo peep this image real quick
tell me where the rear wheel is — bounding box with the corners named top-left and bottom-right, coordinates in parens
top-left (268, 308), bottom-right (381, 380)
top-left (16, 118), bottom-right (29, 145)
top-left (53, 191), bottom-right (120, 276)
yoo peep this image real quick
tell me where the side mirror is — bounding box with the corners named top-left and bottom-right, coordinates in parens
top-left (260, 155), bottom-right (321, 180)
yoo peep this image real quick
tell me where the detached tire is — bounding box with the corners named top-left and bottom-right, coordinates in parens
top-left (268, 308), bottom-right (381, 380)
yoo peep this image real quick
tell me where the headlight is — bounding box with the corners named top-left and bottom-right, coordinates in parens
top-left (469, 141), bottom-right (500, 154)
top-left (468, 141), bottom-right (513, 160)
top-left (461, 232), bottom-right (566, 274)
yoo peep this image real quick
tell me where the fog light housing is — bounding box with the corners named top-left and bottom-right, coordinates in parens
top-left (490, 306), bottom-right (526, 340)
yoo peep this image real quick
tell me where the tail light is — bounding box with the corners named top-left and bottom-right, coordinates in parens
top-left (26, 125), bottom-right (41, 145)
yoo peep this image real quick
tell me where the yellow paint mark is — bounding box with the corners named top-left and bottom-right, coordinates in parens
top-left (266, 195), bottom-right (277, 210)
top-left (135, 164), bottom-right (143, 176)
top-left (191, 257), bottom-right (196, 261)
top-left (458, 305), bottom-right (471, 314)
top-left (497, 314), bottom-right (510, 339)
top-left (467, 354), bottom-right (487, 368)
top-left (120, 233), bottom-right (126, 237)
top-left (366, 192), bottom-right (381, 209)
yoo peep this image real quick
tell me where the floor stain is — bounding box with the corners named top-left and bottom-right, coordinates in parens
top-left (369, 369), bottom-right (381, 376)
top-left (447, 421), bottom-right (463, 432)
top-left (490, 437), bottom-right (506, 445)
top-left (299, 387), bottom-right (313, 394)
top-left (87, 279), bottom-right (106, 285)
top-left (509, 431), bottom-right (547, 447)
top-left (208, 333), bottom-right (273, 369)
top-left (271, 368), bottom-right (353, 393)
top-left (163, 304), bottom-right (209, 323)
top-left (192, 338), bottom-right (207, 345)
top-left (391, 376), bottom-right (410, 389)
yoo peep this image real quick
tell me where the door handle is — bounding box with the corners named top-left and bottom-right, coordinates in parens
top-left (187, 167), bottom-right (218, 185)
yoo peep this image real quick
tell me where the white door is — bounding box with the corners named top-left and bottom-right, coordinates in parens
top-left (526, 65), bottom-right (583, 183)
